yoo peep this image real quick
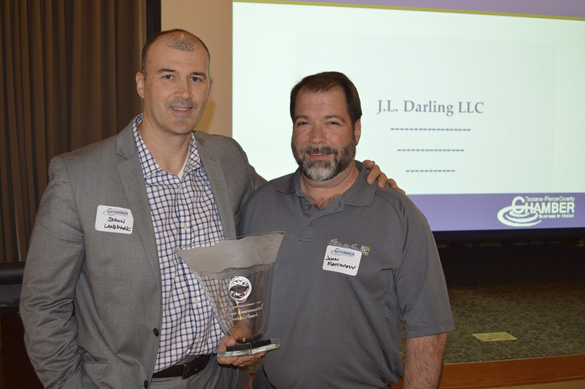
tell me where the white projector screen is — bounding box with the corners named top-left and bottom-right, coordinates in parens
top-left (232, 0), bottom-right (585, 238)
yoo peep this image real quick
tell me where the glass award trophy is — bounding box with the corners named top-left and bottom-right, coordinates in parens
top-left (177, 232), bottom-right (284, 358)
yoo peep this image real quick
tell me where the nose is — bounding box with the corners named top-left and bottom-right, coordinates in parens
top-left (308, 123), bottom-right (325, 144)
top-left (175, 79), bottom-right (192, 99)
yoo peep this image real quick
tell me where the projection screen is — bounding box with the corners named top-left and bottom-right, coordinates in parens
top-left (232, 0), bottom-right (585, 239)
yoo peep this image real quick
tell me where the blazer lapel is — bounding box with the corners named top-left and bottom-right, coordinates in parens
top-left (115, 125), bottom-right (161, 286)
top-left (196, 138), bottom-right (237, 240)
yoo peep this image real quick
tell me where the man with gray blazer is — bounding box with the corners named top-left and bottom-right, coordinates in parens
top-left (20, 29), bottom-right (392, 388)
top-left (19, 29), bottom-right (261, 388)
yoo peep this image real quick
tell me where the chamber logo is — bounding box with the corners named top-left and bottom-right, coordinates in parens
top-left (497, 195), bottom-right (575, 227)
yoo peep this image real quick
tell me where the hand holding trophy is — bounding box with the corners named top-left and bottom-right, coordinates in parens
top-left (177, 232), bottom-right (284, 357)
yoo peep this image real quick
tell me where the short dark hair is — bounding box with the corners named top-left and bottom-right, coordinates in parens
top-left (140, 29), bottom-right (210, 75)
top-left (290, 71), bottom-right (362, 126)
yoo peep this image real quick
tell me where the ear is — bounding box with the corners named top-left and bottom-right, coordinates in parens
top-left (136, 72), bottom-right (145, 99)
top-left (354, 119), bottom-right (362, 145)
top-left (207, 77), bottom-right (213, 99)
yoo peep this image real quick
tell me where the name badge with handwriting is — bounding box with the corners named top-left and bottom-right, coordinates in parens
top-left (95, 205), bottom-right (133, 234)
top-left (322, 245), bottom-right (362, 276)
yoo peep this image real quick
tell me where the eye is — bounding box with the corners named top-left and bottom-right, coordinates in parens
top-left (161, 74), bottom-right (174, 80)
top-left (190, 76), bottom-right (203, 82)
top-left (295, 120), bottom-right (308, 127)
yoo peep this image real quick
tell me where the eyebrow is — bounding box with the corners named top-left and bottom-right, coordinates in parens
top-left (324, 115), bottom-right (346, 122)
top-left (294, 114), bottom-right (347, 122)
top-left (156, 68), bottom-right (208, 79)
top-left (156, 68), bottom-right (176, 74)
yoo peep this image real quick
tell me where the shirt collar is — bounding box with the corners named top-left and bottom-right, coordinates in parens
top-left (277, 161), bottom-right (376, 207)
top-left (132, 114), bottom-right (202, 178)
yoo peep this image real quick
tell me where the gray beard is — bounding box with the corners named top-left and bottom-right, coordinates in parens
top-left (292, 141), bottom-right (356, 182)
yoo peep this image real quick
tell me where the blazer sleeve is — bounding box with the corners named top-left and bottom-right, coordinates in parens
top-left (19, 156), bottom-right (84, 388)
top-left (250, 163), bottom-right (267, 189)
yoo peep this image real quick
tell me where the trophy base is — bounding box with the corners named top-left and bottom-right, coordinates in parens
top-left (218, 339), bottom-right (280, 358)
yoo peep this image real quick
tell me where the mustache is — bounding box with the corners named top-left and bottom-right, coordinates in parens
top-left (167, 99), bottom-right (196, 108)
top-left (300, 145), bottom-right (338, 155)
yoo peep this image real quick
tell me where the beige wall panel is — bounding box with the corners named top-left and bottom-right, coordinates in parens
top-left (162, 0), bottom-right (232, 136)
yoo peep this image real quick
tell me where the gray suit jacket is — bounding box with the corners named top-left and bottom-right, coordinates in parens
top-left (19, 121), bottom-right (264, 388)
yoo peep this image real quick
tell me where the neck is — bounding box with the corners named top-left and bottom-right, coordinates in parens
top-left (300, 162), bottom-right (359, 210)
top-left (138, 118), bottom-right (190, 176)
top-left (303, 193), bottom-right (340, 211)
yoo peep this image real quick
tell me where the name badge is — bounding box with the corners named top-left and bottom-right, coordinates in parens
top-left (95, 205), bottom-right (134, 234)
top-left (322, 245), bottom-right (362, 276)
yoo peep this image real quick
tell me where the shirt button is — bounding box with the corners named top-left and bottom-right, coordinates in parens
top-left (153, 328), bottom-right (159, 337)
top-left (143, 380), bottom-right (149, 388)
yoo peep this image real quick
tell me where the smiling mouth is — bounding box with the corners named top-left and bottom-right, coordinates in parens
top-left (304, 146), bottom-right (335, 158)
top-left (171, 106), bottom-right (192, 112)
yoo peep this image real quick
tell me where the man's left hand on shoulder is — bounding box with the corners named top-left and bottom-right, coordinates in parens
top-left (363, 160), bottom-right (405, 194)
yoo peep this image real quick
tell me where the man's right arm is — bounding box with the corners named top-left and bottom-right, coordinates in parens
top-left (403, 333), bottom-right (448, 389)
top-left (19, 157), bottom-right (85, 388)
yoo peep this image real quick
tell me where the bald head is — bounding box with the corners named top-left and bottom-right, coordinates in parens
top-left (141, 29), bottom-right (210, 76)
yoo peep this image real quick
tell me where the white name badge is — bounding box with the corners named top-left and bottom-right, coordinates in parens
top-left (322, 245), bottom-right (362, 276)
top-left (95, 205), bottom-right (134, 234)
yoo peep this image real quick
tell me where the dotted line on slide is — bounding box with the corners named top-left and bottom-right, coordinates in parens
top-left (390, 128), bottom-right (471, 132)
top-left (397, 149), bottom-right (464, 152)
top-left (405, 169), bottom-right (456, 173)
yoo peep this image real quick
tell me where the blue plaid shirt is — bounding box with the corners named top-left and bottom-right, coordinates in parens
top-left (132, 115), bottom-right (225, 371)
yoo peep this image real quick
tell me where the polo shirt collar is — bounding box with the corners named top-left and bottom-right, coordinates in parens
top-left (278, 161), bottom-right (376, 208)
